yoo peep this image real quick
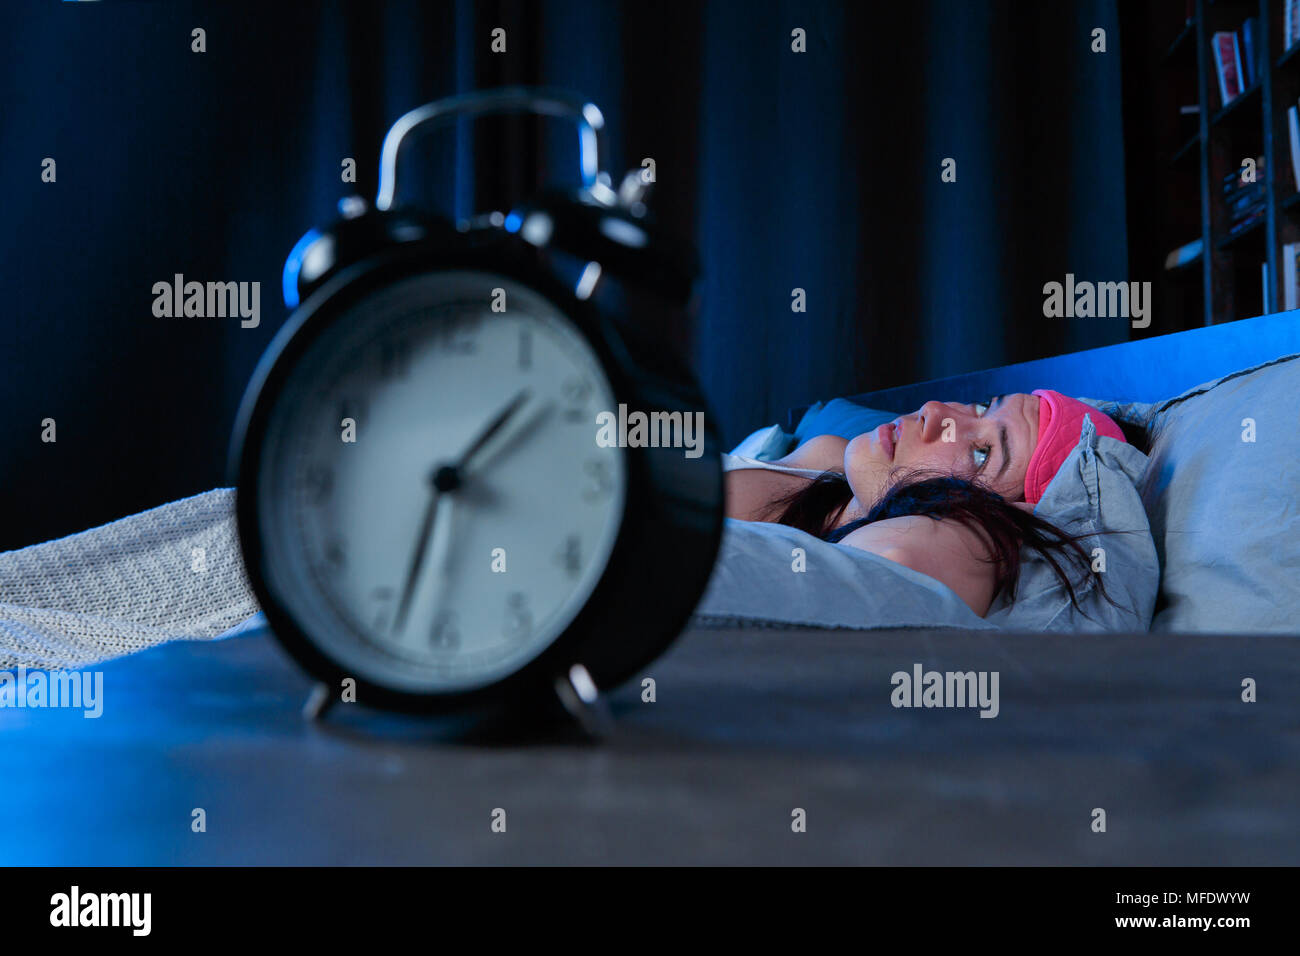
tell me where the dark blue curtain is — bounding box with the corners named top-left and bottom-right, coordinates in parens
top-left (0, 0), bottom-right (1127, 550)
top-left (692, 0), bottom-right (1129, 440)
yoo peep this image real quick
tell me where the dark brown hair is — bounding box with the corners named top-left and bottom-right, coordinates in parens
top-left (772, 469), bottom-right (1123, 616)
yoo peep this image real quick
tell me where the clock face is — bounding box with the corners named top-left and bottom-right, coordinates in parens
top-left (253, 270), bottom-right (627, 695)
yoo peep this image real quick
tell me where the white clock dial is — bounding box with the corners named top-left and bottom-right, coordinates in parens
top-left (255, 271), bottom-right (627, 694)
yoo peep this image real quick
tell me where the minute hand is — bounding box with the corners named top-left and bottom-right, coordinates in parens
top-left (452, 388), bottom-right (532, 471)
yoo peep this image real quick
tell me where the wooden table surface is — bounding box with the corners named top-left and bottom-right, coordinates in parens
top-left (1, 624), bottom-right (1296, 865)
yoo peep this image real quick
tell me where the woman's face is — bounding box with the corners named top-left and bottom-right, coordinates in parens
top-left (844, 393), bottom-right (1042, 505)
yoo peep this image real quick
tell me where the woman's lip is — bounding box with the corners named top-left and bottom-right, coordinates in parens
top-left (876, 422), bottom-right (895, 460)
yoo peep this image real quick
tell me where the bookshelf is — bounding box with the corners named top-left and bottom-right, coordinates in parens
top-left (1120, 0), bottom-right (1300, 332)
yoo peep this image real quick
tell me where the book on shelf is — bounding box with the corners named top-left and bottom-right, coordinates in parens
top-left (1240, 18), bottom-right (1257, 89)
top-left (1212, 31), bottom-right (1245, 108)
top-left (1222, 156), bottom-right (1264, 192)
top-left (1222, 157), bottom-right (1265, 226)
top-left (1290, 105), bottom-right (1300, 192)
top-left (1223, 177), bottom-right (1264, 199)
top-left (1226, 192), bottom-right (1264, 221)
top-left (1224, 176), bottom-right (1263, 195)
top-left (1225, 208), bottom-right (1264, 239)
top-left (1164, 238), bottom-right (1203, 271)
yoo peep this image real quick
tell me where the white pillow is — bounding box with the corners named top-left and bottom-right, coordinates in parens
top-left (727, 423), bottom-right (794, 461)
top-left (1134, 354), bottom-right (1300, 632)
top-left (984, 415), bottom-right (1159, 632)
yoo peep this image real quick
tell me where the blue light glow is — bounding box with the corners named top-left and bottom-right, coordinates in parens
top-left (282, 228), bottom-right (324, 309)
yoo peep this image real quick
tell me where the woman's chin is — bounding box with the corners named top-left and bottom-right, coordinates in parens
top-left (845, 434), bottom-right (882, 469)
top-left (844, 463), bottom-right (887, 509)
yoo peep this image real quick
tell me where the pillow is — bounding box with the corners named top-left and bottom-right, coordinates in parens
top-left (730, 397), bottom-right (904, 460)
top-left (791, 398), bottom-right (900, 443)
top-left (1078, 396), bottom-right (1159, 454)
top-left (694, 414), bottom-right (1159, 632)
top-left (983, 414), bottom-right (1159, 632)
top-left (728, 423), bottom-right (795, 460)
top-left (691, 518), bottom-right (998, 631)
top-left (1125, 353), bottom-right (1300, 633)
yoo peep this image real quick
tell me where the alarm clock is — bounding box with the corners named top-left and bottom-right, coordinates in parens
top-left (229, 88), bottom-right (723, 721)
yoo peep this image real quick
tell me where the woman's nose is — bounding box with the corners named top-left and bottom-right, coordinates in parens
top-left (918, 401), bottom-right (952, 442)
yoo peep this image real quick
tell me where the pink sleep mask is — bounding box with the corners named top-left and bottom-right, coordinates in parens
top-left (1023, 389), bottom-right (1126, 505)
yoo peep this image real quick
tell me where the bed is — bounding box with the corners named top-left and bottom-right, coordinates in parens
top-left (789, 308), bottom-right (1300, 427)
top-left (2, 312), bottom-right (1298, 865)
top-left (761, 309), bottom-right (1300, 636)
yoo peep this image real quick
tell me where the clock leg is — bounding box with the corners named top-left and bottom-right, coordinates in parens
top-left (301, 682), bottom-right (337, 721)
top-left (552, 663), bottom-right (615, 739)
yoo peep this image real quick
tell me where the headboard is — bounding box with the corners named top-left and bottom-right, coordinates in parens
top-left (788, 310), bottom-right (1300, 428)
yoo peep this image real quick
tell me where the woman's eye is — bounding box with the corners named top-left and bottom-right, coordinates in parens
top-left (972, 445), bottom-right (990, 469)
top-left (974, 401), bottom-right (990, 416)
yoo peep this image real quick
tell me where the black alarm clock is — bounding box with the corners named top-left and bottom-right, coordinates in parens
top-left (229, 88), bottom-right (723, 724)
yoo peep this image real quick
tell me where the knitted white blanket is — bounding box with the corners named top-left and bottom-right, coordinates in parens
top-left (0, 489), bottom-right (261, 670)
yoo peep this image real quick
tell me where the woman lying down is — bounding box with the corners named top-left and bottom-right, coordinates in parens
top-left (723, 390), bottom-right (1129, 618)
top-left (0, 387), bottom-right (1139, 671)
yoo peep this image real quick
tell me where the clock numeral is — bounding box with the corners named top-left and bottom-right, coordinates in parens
top-left (370, 586), bottom-right (394, 634)
top-left (517, 328), bottom-right (532, 370)
top-left (377, 339), bottom-right (411, 379)
top-left (437, 316), bottom-right (480, 354)
top-left (582, 459), bottom-right (614, 501)
top-left (302, 463), bottom-right (334, 505)
top-left (323, 537), bottom-right (347, 572)
top-left (504, 592), bottom-right (532, 641)
top-left (562, 377), bottom-right (592, 423)
top-left (430, 610), bottom-right (461, 651)
top-left (555, 534), bottom-right (581, 577)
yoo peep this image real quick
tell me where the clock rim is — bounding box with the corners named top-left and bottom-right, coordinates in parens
top-left (231, 230), bottom-right (721, 715)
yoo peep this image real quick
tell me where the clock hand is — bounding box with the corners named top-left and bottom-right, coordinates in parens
top-left (391, 388), bottom-right (530, 636)
top-left (451, 387), bottom-right (532, 474)
top-left (469, 399), bottom-right (556, 473)
top-left (423, 494), bottom-right (460, 641)
top-left (392, 485), bottom-right (445, 636)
